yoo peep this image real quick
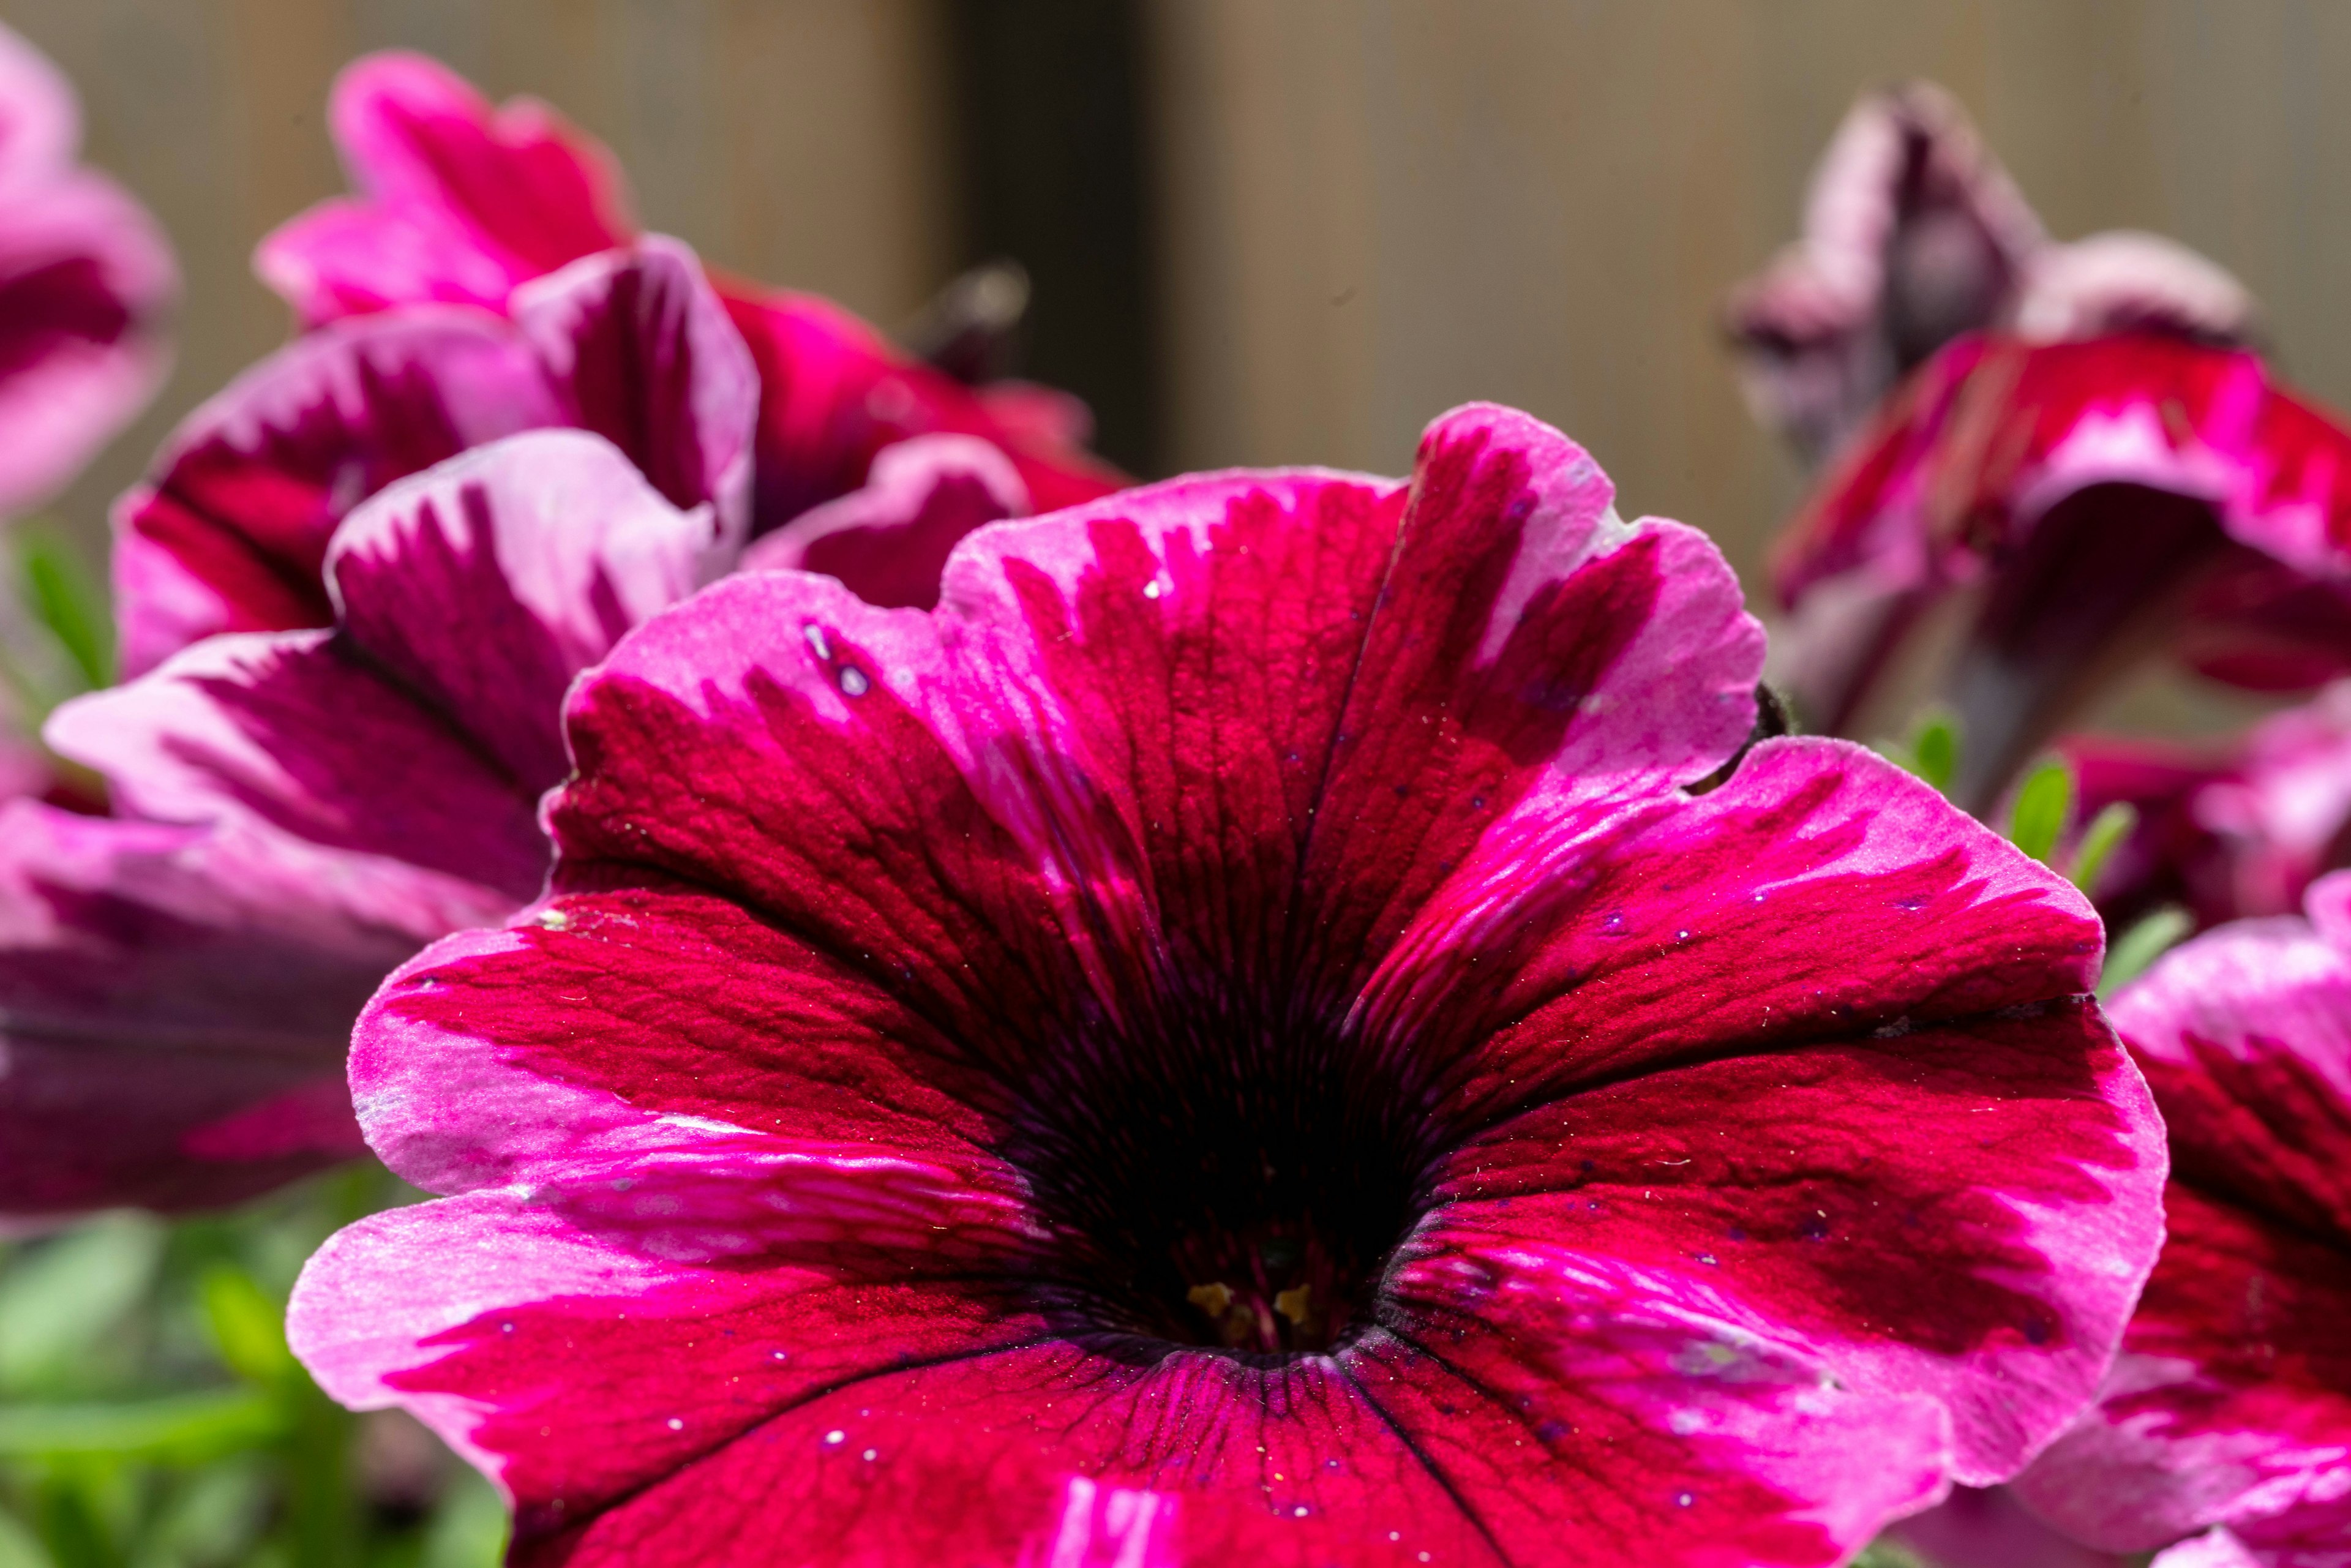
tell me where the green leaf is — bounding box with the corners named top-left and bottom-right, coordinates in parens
top-left (0, 1390), bottom-right (285, 1466)
top-left (14, 530), bottom-right (111, 693)
top-left (2006, 755), bottom-right (2075, 864)
top-left (2101, 906), bottom-right (2195, 1000)
top-left (2067, 801), bottom-right (2139, 897)
top-left (1907, 708), bottom-right (1959, 795)
top-left (0, 1217), bottom-right (162, 1394)
top-left (196, 1268), bottom-right (293, 1387)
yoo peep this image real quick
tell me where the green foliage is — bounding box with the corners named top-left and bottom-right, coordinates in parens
top-left (0, 1166), bottom-right (504, 1568)
top-left (2101, 906), bottom-right (2195, 1000)
top-left (2005, 755), bottom-right (2075, 865)
top-left (15, 529), bottom-right (112, 694)
top-left (1875, 705), bottom-right (1961, 795)
top-left (2066, 800), bottom-right (2138, 898)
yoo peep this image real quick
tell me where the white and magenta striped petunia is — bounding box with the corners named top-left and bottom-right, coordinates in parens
top-left (291, 403), bottom-right (2164, 1567)
top-left (111, 235), bottom-right (756, 677)
top-left (2012, 870), bottom-right (2351, 1568)
top-left (255, 50), bottom-right (1123, 538)
top-left (0, 21), bottom-right (175, 523)
top-left (1768, 334), bottom-right (2351, 810)
top-left (1726, 81), bottom-right (2252, 470)
top-left (0, 431), bottom-right (721, 1215)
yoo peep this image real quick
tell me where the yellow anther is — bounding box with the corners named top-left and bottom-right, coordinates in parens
top-left (1274, 1284), bottom-right (1313, 1327)
top-left (1186, 1282), bottom-right (1234, 1318)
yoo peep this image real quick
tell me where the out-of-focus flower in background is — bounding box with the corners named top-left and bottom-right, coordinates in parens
top-left (289, 404), bottom-right (2163, 1566)
top-left (0, 430), bottom-right (724, 1218)
top-left (1726, 82), bottom-right (2254, 471)
top-left (2008, 871), bottom-right (2351, 1568)
top-left (0, 21), bottom-right (174, 527)
top-left (111, 236), bottom-right (754, 677)
top-left (1767, 333), bottom-right (2351, 809)
top-left (256, 51), bottom-right (1123, 540)
top-left (2064, 683), bottom-right (2351, 933)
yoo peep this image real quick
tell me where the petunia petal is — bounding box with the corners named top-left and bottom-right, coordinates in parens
top-left (1725, 82), bottom-right (2045, 465)
top-left (1300, 402), bottom-right (1761, 1010)
top-left (111, 309), bottom-right (560, 674)
top-left (351, 875), bottom-right (1009, 1197)
top-left (290, 1191), bottom-right (1051, 1540)
top-left (511, 237), bottom-right (758, 542)
top-left (1343, 1261), bottom-right (1953, 1568)
top-left (255, 50), bottom-right (629, 326)
top-left (2014, 880), bottom-right (2351, 1553)
top-left (255, 195), bottom-right (530, 326)
top-left (1424, 1004), bottom-right (2162, 1485)
top-left (2008, 232), bottom-right (2258, 347)
top-left (0, 23), bottom-right (78, 187)
top-left (0, 165), bottom-right (176, 521)
top-left (721, 282), bottom-right (1123, 536)
top-left (45, 629), bottom-right (544, 912)
top-left (0, 802), bottom-right (402, 1215)
top-left (1373, 738), bottom-right (2102, 1116)
top-left (325, 429), bottom-right (716, 793)
top-left (741, 432), bottom-right (1027, 610)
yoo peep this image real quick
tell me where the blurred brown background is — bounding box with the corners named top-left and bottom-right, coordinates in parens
top-left (10, 0), bottom-right (2351, 593)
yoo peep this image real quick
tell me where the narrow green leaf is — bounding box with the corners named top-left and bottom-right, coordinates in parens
top-left (2006, 755), bottom-right (2075, 864)
top-left (14, 530), bottom-right (112, 692)
top-left (0, 1389), bottom-right (285, 1465)
top-left (197, 1266), bottom-right (294, 1386)
top-left (1908, 709), bottom-right (1959, 796)
top-left (2101, 906), bottom-right (2195, 1000)
top-left (2067, 801), bottom-right (2139, 897)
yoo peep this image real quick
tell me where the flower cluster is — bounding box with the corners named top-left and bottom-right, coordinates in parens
top-left (1723, 84), bottom-right (2351, 1568)
top-left (0, 40), bottom-right (2344, 1568)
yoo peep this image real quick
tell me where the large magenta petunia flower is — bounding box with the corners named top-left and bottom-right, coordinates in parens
top-left (290, 404), bottom-right (2164, 1567)
top-left (111, 234), bottom-right (755, 677)
top-left (2011, 870), bottom-right (2351, 1568)
top-left (1726, 83), bottom-right (2252, 469)
top-left (255, 50), bottom-right (1123, 536)
top-left (0, 21), bottom-right (176, 523)
top-left (1768, 332), bottom-right (2351, 809)
top-left (0, 430), bottom-right (721, 1215)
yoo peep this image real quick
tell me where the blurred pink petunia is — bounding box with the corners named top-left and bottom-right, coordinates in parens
top-left (290, 404), bottom-right (2162, 1567)
top-left (2011, 871), bottom-right (2351, 1567)
top-left (0, 431), bottom-right (719, 1216)
top-left (111, 235), bottom-right (756, 677)
top-left (0, 22), bottom-right (176, 523)
top-left (1727, 83), bottom-right (2252, 468)
top-left (256, 50), bottom-right (1123, 538)
top-left (2063, 685), bottom-right (2351, 932)
top-left (1768, 333), bottom-right (2351, 808)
